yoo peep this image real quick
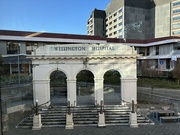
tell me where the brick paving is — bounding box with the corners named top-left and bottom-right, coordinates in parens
top-left (3, 124), bottom-right (180, 135)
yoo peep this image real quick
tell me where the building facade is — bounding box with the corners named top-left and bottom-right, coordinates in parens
top-left (0, 30), bottom-right (180, 78)
top-left (87, 0), bottom-right (180, 39)
top-left (87, 9), bottom-right (106, 37)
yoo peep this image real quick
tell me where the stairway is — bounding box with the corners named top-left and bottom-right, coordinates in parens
top-left (73, 106), bottom-right (98, 126)
top-left (16, 105), bottom-right (154, 128)
top-left (16, 106), bottom-right (67, 128)
top-left (103, 105), bottom-right (154, 126)
top-left (104, 105), bottom-right (130, 126)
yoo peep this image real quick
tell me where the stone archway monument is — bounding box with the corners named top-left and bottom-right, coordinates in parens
top-left (30, 43), bottom-right (140, 106)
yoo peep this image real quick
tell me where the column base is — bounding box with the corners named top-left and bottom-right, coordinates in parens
top-left (32, 114), bottom-right (42, 130)
top-left (98, 113), bottom-right (106, 127)
top-left (129, 112), bottom-right (138, 128)
top-left (65, 113), bottom-right (74, 129)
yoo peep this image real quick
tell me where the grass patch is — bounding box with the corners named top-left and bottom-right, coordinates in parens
top-left (137, 77), bottom-right (180, 89)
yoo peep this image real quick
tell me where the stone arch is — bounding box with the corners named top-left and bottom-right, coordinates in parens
top-left (73, 67), bottom-right (95, 80)
top-left (49, 70), bottom-right (67, 106)
top-left (76, 69), bottom-right (95, 105)
top-left (46, 67), bottom-right (69, 81)
top-left (103, 69), bottom-right (121, 105)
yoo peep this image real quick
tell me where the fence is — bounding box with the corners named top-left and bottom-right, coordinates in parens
top-left (1, 84), bottom-right (33, 108)
top-left (1, 75), bottom-right (32, 87)
top-left (137, 90), bottom-right (180, 113)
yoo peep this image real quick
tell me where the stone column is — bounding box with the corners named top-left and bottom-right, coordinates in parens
top-left (121, 78), bottom-right (137, 104)
top-left (67, 79), bottom-right (76, 106)
top-left (94, 78), bottom-right (104, 106)
top-left (33, 80), bottom-right (50, 106)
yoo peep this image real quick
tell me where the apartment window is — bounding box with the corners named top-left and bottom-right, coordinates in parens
top-left (118, 22), bottom-right (122, 26)
top-left (109, 33), bottom-right (112, 36)
top-left (109, 21), bottom-right (112, 25)
top-left (173, 30), bottom-right (180, 35)
top-left (173, 2), bottom-right (180, 6)
top-left (114, 19), bottom-right (117, 23)
top-left (156, 46), bottom-right (159, 55)
top-left (118, 8), bottom-right (122, 14)
top-left (7, 42), bottom-right (20, 54)
top-left (109, 27), bottom-right (112, 31)
top-left (173, 9), bottom-right (180, 14)
top-left (26, 42), bottom-right (38, 54)
top-left (166, 59), bottom-right (170, 69)
top-left (114, 25), bottom-right (117, 29)
top-left (109, 16), bottom-right (112, 20)
top-left (118, 15), bottom-right (122, 20)
top-left (173, 23), bottom-right (180, 28)
top-left (118, 29), bottom-right (122, 33)
top-left (114, 12), bottom-right (117, 17)
top-left (114, 31), bottom-right (117, 35)
top-left (173, 16), bottom-right (180, 21)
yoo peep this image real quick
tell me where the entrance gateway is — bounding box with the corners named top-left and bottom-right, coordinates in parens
top-left (30, 43), bottom-right (140, 106)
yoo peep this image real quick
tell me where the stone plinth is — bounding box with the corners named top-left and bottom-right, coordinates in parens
top-left (65, 113), bottom-right (74, 129)
top-left (32, 114), bottom-right (42, 130)
top-left (98, 113), bottom-right (106, 127)
top-left (129, 112), bottom-right (138, 128)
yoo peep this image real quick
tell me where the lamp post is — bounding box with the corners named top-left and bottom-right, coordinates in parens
top-left (18, 44), bottom-right (20, 85)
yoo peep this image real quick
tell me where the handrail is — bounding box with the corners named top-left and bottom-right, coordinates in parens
top-left (32, 100), bottom-right (51, 111)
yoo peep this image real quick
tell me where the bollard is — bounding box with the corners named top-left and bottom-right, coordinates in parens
top-left (35, 100), bottom-right (39, 115)
top-left (131, 98), bottom-right (135, 113)
top-left (129, 97), bottom-right (138, 128)
top-left (32, 99), bottom-right (42, 130)
top-left (98, 98), bottom-right (106, 127)
top-left (67, 99), bottom-right (71, 115)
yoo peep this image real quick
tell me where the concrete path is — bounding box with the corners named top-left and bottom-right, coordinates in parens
top-left (4, 124), bottom-right (180, 135)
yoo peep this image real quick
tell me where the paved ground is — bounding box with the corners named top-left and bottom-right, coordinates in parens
top-left (3, 124), bottom-right (180, 135)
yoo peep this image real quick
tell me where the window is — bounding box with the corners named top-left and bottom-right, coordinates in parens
top-left (109, 33), bottom-right (112, 36)
top-left (26, 42), bottom-right (38, 54)
top-left (174, 43), bottom-right (180, 50)
top-left (114, 25), bottom-right (117, 29)
top-left (114, 19), bottom-right (117, 23)
top-left (139, 47), bottom-right (146, 56)
top-left (109, 27), bottom-right (112, 31)
top-left (118, 22), bottom-right (122, 26)
top-left (156, 46), bottom-right (159, 55)
top-left (114, 31), bottom-right (117, 35)
top-left (118, 29), bottom-right (122, 33)
top-left (147, 47), bottom-right (150, 55)
top-left (173, 2), bottom-right (180, 7)
top-left (173, 9), bottom-right (180, 14)
top-left (173, 23), bottom-right (180, 28)
top-left (173, 16), bottom-right (180, 21)
top-left (118, 15), bottom-right (122, 20)
top-left (166, 59), bottom-right (170, 69)
top-left (173, 31), bottom-right (180, 35)
top-left (118, 8), bottom-right (122, 14)
top-left (7, 42), bottom-right (20, 54)
top-left (114, 12), bottom-right (117, 17)
top-left (109, 21), bottom-right (112, 25)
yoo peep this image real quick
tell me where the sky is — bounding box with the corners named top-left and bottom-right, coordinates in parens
top-left (0, 0), bottom-right (110, 35)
